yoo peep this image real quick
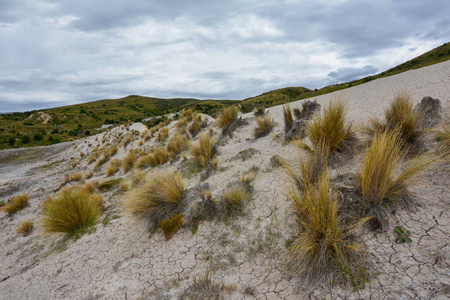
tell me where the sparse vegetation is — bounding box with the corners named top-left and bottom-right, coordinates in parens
top-left (167, 133), bottom-right (190, 154)
top-left (124, 170), bottom-right (186, 229)
top-left (41, 185), bottom-right (103, 235)
top-left (364, 94), bottom-right (422, 146)
top-left (122, 149), bottom-right (138, 173)
top-left (394, 226), bottom-right (412, 244)
top-left (191, 133), bottom-right (216, 168)
top-left (1, 194), bottom-right (29, 215)
top-left (355, 130), bottom-right (436, 229)
top-left (216, 106), bottom-right (239, 130)
top-left (254, 115), bottom-right (275, 138)
top-left (15, 220), bottom-right (34, 236)
top-left (432, 124), bottom-right (450, 157)
top-left (303, 100), bottom-right (356, 154)
top-left (286, 171), bottom-right (369, 286)
top-left (106, 159), bottom-right (120, 176)
top-left (283, 103), bottom-right (294, 132)
top-left (156, 126), bottom-right (169, 144)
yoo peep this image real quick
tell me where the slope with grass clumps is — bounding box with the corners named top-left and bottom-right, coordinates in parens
top-left (0, 58), bottom-right (449, 300)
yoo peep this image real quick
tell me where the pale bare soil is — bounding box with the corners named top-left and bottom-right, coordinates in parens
top-left (0, 61), bottom-right (449, 300)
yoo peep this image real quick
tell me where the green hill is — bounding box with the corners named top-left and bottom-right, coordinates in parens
top-left (1, 42), bottom-right (449, 149)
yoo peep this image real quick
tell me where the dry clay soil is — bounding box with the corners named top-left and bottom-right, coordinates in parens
top-left (0, 60), bottom-right (449, 299)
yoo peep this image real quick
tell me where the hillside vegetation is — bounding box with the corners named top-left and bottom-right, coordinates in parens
top-left (1, 42), bottom-right (448, 149)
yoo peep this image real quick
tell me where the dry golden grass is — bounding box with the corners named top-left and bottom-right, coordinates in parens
top-left (216, 106), bottom-right (239, 129)
top-left (355, 130), bottom-right (436, 228)
top-left (120, 181), bottom-right (131, 192)
top-left (106, 159), bottom-right (121, 176)
top-left (286, 172), bottom-right (369, 286)
top-left (122, 150), bottom-right (137, 173)
top-left (190, 133), bottom-right (216, 167)
top-left (188, 118), bottom-right (202, 136)
top-left (124, 170), bottom-right (186, 228)
top-left (222, 185), bottom-right (250, 216)
top-left (253, 106), bottom-right (266, 117)
top-left (283, 103), bottom-right (294, 132)
top-left (88, 152), bottom-right (100, 164)
top-left (159, 213), bottom-right (184, 240)
top-left (167, 133), bottom-right (190, 154)
top-left (254, 115), bottom-right (275, 138)
top-left (136, 147), bottom-right (170, 169)
top-left (433, 124), bottom-right (450, 157)
top-left (156, 126), bottom-right (169, 144)
top-left (132, 170), bottom-right (147, 186)
top-left (364, 93), bottom-right (421, 146)
top-left (305, 100), bottom-right (355, 153)
top-left (15, 220), bottom-right (34, 236)
top-left (70, 172), bottom-right (83, 182)
top-left (41, 185), bottom-right (103, 235)
top-left (84, 171), bottom-right (94, 180)
top-left (1, 194), bottom-right (29, 215)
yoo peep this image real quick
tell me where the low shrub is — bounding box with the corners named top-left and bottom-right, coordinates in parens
top-left (41, 185), bottom-right (103, 235)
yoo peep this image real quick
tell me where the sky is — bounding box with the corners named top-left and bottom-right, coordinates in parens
top-left (0, 0), bottom-right (449, 112)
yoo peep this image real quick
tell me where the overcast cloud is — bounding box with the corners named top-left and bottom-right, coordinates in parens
top-left (0, 0), bottom-right (449, 112)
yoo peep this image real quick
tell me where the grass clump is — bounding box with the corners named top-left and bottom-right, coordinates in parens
top-left (167, 133), bottom-right (190, 154)
top-left (304, 100), bottom-right (356, 154)
top-left (69, 172), bottom-right (83, 182)
top-left (136, 147), bottom-right (170, 169)
top-left (1, 194), bottom-right (29, 215)
top-left (355, 130), bottom-right (436, 229)
top-left (106, 159), bottom-right (121, 176)
top-left (364, 94), bottom-right (421, 146)
top-left (286, 172), bottom-right (369, 286)
top-left (254, 115), bottom-right (275, 138)
top-left (15, 220), bottom-right (34, 236)
top-left (124, 170), bottom-right (186, 229)
top-left (433, 124), bottom-right (450, 158)
top-left (159, 213), bottom-right (184, 240)
top-left (156, 126), bottom-right (169, 144)
top-left (222, 185), bottom-right (250, 216)
top-left (41, 185), bottom-right (103, 235)
top-left (122, 149), bottom-right (137, 173)
top-left (283, 103), bottom-right (294, 132)
top-left (253, 106), bottom-right (266, 117)
top-left (191, 133), bottom-right (216, 168)
top-left (216, 106), bottom-right (239, 130)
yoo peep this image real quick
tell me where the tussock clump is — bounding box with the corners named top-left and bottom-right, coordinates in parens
top-left (41, 185), bottom-right (103, 235)
top-left (303, 100), bottom-right (356, 154)
top-left (222, 185), bottom-right (250, 217)
top-left (432, 124), bottom-right (450, 158)
top-left (84, 171), bottom-right (94, 180)
top-left (88, 152), bottom-right (100, 164)
top-left (124, 170), bottom-right (186, 229)
top-left (122, 149), bottom-right (138, 173)
top-left (69, 172), bottom-right (83, 182)
top-left (167, 133), bottom-right (190, 154)
top-left (254, 115), bottom-right (275, 138)
top-left (15, 220), bottom-right (34, 236)
top-left (1, 194), bottom-right (29, 215)
top-left (188, 116), bottom-right (203, 137)
top-left (294, 100), bottom-right (321, 120)
top-left (253, 106), bottom-right (266, 117)
top-left (106, 159), bottom-right (121, 176)
top-left (136, 147), bottom-right (170, 169)
top-left (355, 130), bottom-right (436, 229)
top-left (191, 133), bottom-right (217, 168)
top-left (159, 213), bottom-right (184, 240)
top-left (286, 172), bottom-right (369, 286)
top-left (156, 126), bottom-right (169, 144)
top-left (132, 170), bottom-right (147, 186)
top-left (216, 106), bottom-right (239, 130)
top-left (283, 103), bottom-right (294, 132)
top-left (364, 93), bottom-right (422, 146)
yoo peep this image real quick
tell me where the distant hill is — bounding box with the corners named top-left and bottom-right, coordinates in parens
top-left (0, 42), bottom-right (448, 149)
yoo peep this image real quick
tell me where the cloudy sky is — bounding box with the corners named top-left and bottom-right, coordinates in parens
top-left (0, 0), bottom-right (449, 112)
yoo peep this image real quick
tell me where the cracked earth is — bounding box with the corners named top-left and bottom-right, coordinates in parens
top-left (0, 61), bottom-right (449, 299)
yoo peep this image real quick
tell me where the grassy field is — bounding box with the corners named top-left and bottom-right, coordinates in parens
top-left (1, 42), bottom-right (448, 149)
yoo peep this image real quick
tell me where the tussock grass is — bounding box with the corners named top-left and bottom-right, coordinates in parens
top-left (191, 133), bottom-right (216, 168)
top-left (216, 106), bottom-right (239, 130)
top-left (304, 100), bottom-right (356, 154)
top-left (433, 124), bottom-right (450, 157)
top-left (84, 171), bottom-right (93, 180)
top-left (188, 118), bottom-right (202, 137)
top-left (281, 145), bottom-right (329, 191)
top-left (159, 213), bottom-right (184, 240)
top-left (286, 172), bottom-right (369, 286)
top-left (253, 106), bottom-right (266, 117)
top-left (355, 130), bottom-right (436, 228)
top-left (222, 185), bottom-right (250, 216)
top-left (1, 194), bottom-right (29, 215)
top-left (136, 147), bottom-right (170, 169)
top-left (283, 103), bottom-right (294, 132)
top-left (70, 172), bottom-right (83, 182)
top-left (156, 126), bottom-right (169, 144)
top-left (122, 150), bottom-right (137, 173)
top-left (132, 170), bottom-right (147, 186)
top-left (167, 133), bottom-right (190, 154)
top-left (364, 93), bottom-right (421, 146)
top-left (124, 170), bottom-right (186, 228)
top-left (106, 159), bottom-right (120, 176)
top-left (254, 115), bottom-right (275, 138)
top-left (15, 220), bottom-right (34, 236)
top-left (88, 152), bottom-right (100, 164)
top-left (41, 185), bottom-right (103, 235)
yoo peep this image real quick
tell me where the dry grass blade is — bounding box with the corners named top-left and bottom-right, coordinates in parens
top-left (306, 99), bottom-right (356, 153)
top-left (41, 185), bottom-right (103, 234)
top-left (283, 103), bottom-right (294, 132)
top-left (216, 106), bottom-right (239, 130)
top-left (432, 124), bottom-right (450, 158)
top-left (191, 133), bottom-right (216, 168)
top-left (15, 220), bottom-right (34, 236)
top-left (1, 194), bottom-right (29, 215)
top-left (124, 170), bottom-right (186, 228)
top-left (254, 115), bottom-right (275, 138)
top-left (286, 172), bottom-right (369, 286)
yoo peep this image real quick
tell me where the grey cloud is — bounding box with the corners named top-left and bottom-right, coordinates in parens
top-left (326, 65), bottom-right (378, 83)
